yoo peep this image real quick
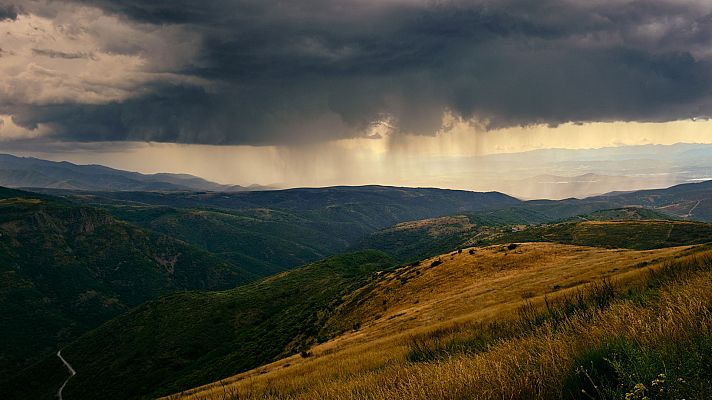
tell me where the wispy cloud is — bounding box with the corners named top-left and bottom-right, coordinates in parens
top-left (32, 48), bottom-right (95, 60)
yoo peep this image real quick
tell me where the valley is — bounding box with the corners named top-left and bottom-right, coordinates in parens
top-left (2, 180), bottom-right (712, 399)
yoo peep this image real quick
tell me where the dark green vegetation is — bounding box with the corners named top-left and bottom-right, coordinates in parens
top-left (484, 219), bottom-right (712, 250)
top-left (353, 214), bottom-right (510, 263)
top-left (52, 185), bottom-right (521, 273)
top-left (354, 215), bottom-right (481, 263)
top-left (34, 180), bottom-right (712, 269)
top-left (109, 206), bottom-right (346, 276)
top-left (565, 207), bottom-right (674, 221)
top-left (7, 251), bottom-right (394, 400)
top-left (0, 185), bottom-right (517, 380)
top-left (567, 333), bottom-right (712, 400)
top-left (352, 178), bottom-right (712, 263)
top-left (357, 207), bottom-right (712, 263)
top-left (0, 190), bottom-right (254, 381)
top-left (44, 185), bottom-right (519, 213)
top-left (598, 179), bottom-right (712, 221)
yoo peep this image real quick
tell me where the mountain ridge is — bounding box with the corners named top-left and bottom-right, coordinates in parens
top-left (0, 154), bottom-right (274, 192)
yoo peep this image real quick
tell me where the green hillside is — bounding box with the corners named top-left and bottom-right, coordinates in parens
top-left (48, 186), bottom-right (519, 275)
top-left (49, 185), bottom-right (519, 216)
top-left (564, 207), bottom-right (675, 222)
top-left (481, 219), bottom-right (712, 250)
top-left (0, 191), bottom-right (255, 380)
top-left (7, 251), bottom-right (394, 400)
top-left (356, 208), bottom-right (711, 263)
top-left (595, 179), bottom-right (712, 221)
top-left (353, 213), bottom-right (525, 263)
top-left (108, 205), bottom-right (368, 276)
top-left (461, 179), bottom-right (712, 224)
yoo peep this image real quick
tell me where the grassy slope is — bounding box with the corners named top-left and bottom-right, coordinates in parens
top-left (323, 243), bottom-right (690, 344)
top-left (0, 192), bottom-right (255, 382)
top-left (351, 210), bottom-right (530, 263)
top-left (353, 215), bottom-right (482, 262)
top-left (481, 220), bottom-right (712, 250)
top-left (565, 207), bottom-right (674, 221)
top-left (599, 179), bottom-right (712, 221)
top-left (355, 208), bottom-right (712, 263)
top-left (169, 243), bottom-right (708, 400)
top-left (8, 251), bottom-right (394, 400)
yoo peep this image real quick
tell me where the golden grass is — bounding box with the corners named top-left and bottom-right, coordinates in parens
top-left (321, 243), bottom-right (687, 342)
top-left (385, 215), bottom-right (475, 236)
top-left (164, 243), bottom-right (709, 400)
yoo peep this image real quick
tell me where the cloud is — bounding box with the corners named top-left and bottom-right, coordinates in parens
top-left (2, 0), bottom-right (712, 145)
top-left (0, 3), bottom-right (19, 21)
top-left (0, 114), bottom-right (50, 140)
top-left (0, 4), bottom-right (206, 107)
top-left (32, 48), bottom-right (95, 60)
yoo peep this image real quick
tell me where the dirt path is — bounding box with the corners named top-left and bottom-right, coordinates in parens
top-left (687, 200), bottom-right (702, 217)
top-left (57, 350), bottom-right (76, 400)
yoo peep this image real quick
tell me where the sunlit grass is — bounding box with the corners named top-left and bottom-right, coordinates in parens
top-left (164, 243), bottom-right (712, 400)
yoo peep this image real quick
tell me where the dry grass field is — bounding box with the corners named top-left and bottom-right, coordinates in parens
top-left (164, 242), bottom-right (712, 400)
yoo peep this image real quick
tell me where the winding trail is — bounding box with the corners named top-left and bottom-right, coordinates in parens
top-left (686, 200), bottom-right (702, 217)
top-left (57, 350), bottom-right (76, 400)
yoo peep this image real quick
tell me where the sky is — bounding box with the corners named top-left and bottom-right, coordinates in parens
top-left (1, 0), bottom-right (712, 195)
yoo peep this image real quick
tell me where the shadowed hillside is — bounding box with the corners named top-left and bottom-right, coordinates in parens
top-left (0, 189), bottom-right (255, 381)
top-left (108, 206), bottom-right (349, 276)
top-left (595, 179), bottom-right (712, 220)
top-left (5, 251), bottom-right (395, 400)
top-left (47, 186), bottom-right (521, 274)
top-left (355, 208), bottom-right (712, 263)
top-left (480, 220), bottom-right (712, 250)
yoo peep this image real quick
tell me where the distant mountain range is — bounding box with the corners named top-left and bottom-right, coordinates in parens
top-left (4, 146), bottom-right (712, 199)
top-left (0, 154), bottom-right (274, 192)
top-left (442, 143), bottom-right (712, 199)
top-left (494, 173), bottom-right (674, 200)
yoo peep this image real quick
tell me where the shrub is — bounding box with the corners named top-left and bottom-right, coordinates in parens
top-left (562, 336), bottom-right (632, 399)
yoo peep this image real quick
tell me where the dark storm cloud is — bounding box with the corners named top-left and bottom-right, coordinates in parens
top-left (0, 3), bottom-right (20, 20)
top-left (6, 0), bottom-right (712, 145)
top-left (32, 48), bottom-right (95, 60)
